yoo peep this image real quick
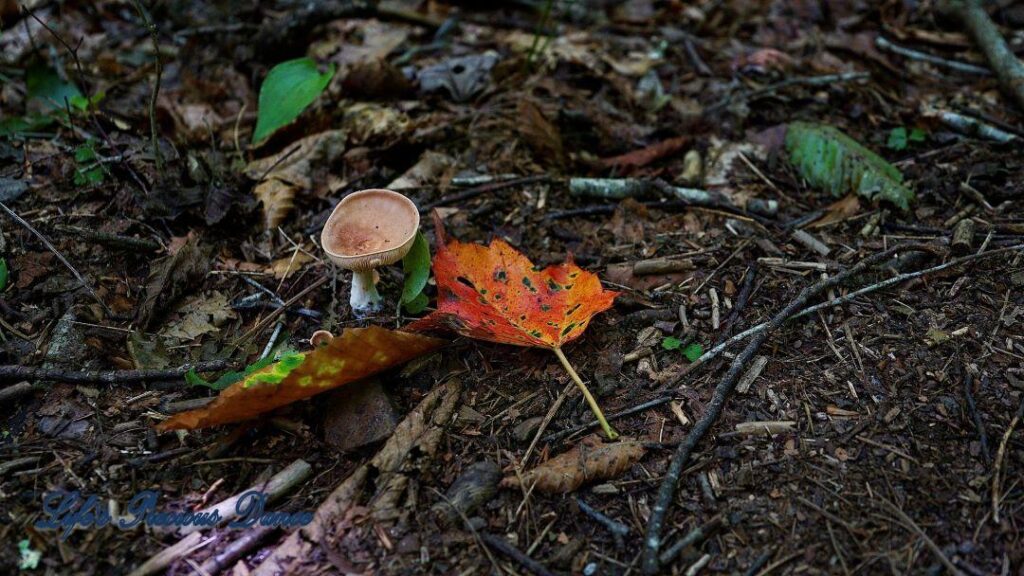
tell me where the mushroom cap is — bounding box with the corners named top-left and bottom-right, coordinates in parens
top-left (321, 189), bottom-right (420, 271)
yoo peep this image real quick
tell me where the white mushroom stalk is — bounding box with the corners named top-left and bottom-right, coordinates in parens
top-left (320, 189), bottom-right (420, 319)
top-left (350, 268), bottom-right (381, 316)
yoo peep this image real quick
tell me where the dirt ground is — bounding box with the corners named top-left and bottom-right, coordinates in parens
top-left (1, 1), bottom-right (1023, 575)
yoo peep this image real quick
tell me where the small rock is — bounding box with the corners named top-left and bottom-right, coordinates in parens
top-left (323, 379), bottom-right (398, 451)
top-left (513, 416), bottom-right (544, 443)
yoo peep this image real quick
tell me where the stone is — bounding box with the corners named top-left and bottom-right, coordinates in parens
top-left (323, 378), bottom-right (399, 451)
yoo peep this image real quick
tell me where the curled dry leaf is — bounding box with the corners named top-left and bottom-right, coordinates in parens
top-left (500, 435), bottom-right (646, 494)
top-left (156, 326), bottom-right (445, 431)
top-left (244, 130), bottom-right (347, 229)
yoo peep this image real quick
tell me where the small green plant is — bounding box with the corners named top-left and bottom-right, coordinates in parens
top-left (18, 539), bottom-right (41, 570)
top-left (0, 258), bottom-right (8, 292)
top-left (662, 337), bottom-right (703, 362)
top-left (73, 142), bottom-right (105, 186)
top-left (886, 126), bottom-right (926, 151)
top-left (400, 231), bottom-right (431, 314)
top-left (252, 58), bottom-right (336, 145)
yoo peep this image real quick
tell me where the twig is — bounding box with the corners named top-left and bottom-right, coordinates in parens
top-left (541, 395), bottom-right (674, 443)
top-left (522, 381), bottom-right (573, 465)
top-left (719, 263), bottom-right (758, 338)
top-left (743, 551), bottom-right (773, 576)
top-left (1, 202), bottom-right (112, 315)
top-left (53, 225), bottom-right (162, 251)
top-left (705, 72), bottom-right (869, 115)
top-left (876, 496), bottom-right (962, 575)
top-left (0, 360), bottom-right (231, 384)
top-left (419, 175), bottom-right (549, 212)
top-left (875, 36), bottom-right (991, 75)
top-left (950, 0), bottom-right (1024, 111)
top-left (991, 395), bottom-right (1024, 523)
top-left (664, 243), bottom-right (1024, 388)
top-left (963, 371), bottom-right (990, 461)
top-left (642, 243), bottom-right (931, 574)
top-left (131, 0), bottom-right (165, 173)
top-left (576, 498), bottom-right (630, 547)
top-left (479, 533), bottom-right (558, 576)
top-left (180, 459), bottom-right (313, 534)
top-left (233, 275), bottom-right (328, 347)
top-left (658, 514), bottom-right (726, 565)
top-left (127, 532), bottom-right (212, 576)
top-left (924, 109), bottom-right (1018, 143)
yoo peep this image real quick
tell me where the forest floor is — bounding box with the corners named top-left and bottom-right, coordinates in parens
top-left (1, 1), bottom-right (1023, 575)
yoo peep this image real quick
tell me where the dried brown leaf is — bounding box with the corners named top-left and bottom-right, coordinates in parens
top-left (500, 435), bottom-right (646, 493)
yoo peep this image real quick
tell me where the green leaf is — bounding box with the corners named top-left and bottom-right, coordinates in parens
top-left (0, 258), bottom-right (7, 292)
top-left (909, 127), bottom-right (926, 143)
top-left (681, 342), bottom-right (703, 362)
top-left (186, 352), bottom-right (305, 391)
top-left (401, 231), bottom-right (431, 311)
top-left (661, 336), bottom-right (682, 351)
top-left (403, 292), bottom-right (429, 314)
top-left (785, 122), bottom-right (914, 211)
top-left (73, 142), bottom-right (104, 186)
top-left (252, 58), bottom-right (335, 145)
top-left (886, 127), bottom-right (907, 151)
top-left (0, 115), bottom-right (55, 138)
top-left (26, 62), bottom-right (82, 111)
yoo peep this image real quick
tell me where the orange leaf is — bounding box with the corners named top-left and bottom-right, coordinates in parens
top-left (407, 213), bottom-right (618, 349)
top-left (156, 327), bottom-right (445, 431)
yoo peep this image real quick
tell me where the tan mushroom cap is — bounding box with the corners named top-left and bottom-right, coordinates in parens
top-left (321, 189), bottom-right (420, 272)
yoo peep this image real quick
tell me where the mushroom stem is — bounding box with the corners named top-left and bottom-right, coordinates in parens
top-left (350, 269), bottom-right (383, 317)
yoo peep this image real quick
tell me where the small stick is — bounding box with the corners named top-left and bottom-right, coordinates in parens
top-left (743, 551), bottom-right (773, 576)
top-left (876, 496), bottom-right (962, 575)
top-left (950, 0), bottom-right (1024, 111)
top-left (479, 533), bottom-right (558, 576)
top-left (576, 497), bottom-right (629, 547)
top-left (553, 347), bottom-right (617, 439)
top-left (666, 244), bottom-right (1024, 388)
top-left (643, 243), bottom-right (932, 574)
top-left (991, 395), bottom-right (1024, 523)
top-left (0, 201), bottom-right (111, 315)
top-left (541, 395), bottom-right (674, 443)
top-left (658, 514), bottom-right (726, 565)
top-left (179, 459), bottom-right (313, 534)
top-left (130, 0), bottom-right (165, 173)
top-left (963, 371), bottom-right (990, 462)
top-left (200, 526), bottom-right (276, 575)
top-left (875, 36), bottom-right (991, 75)
top-left (419, 175), bottom-right (548, 212)
top-left (0, 381), bottom-right (35, 403)
top-left (719, 263), bottom-right (758, 337)
top-left (705, 72), bottom-right (868, 115)
top-left (127, 532), bottom-right (210, 576)
top-left (0, 360), bottom-right (231, 384)
top-left (522, 381), bottom-right (574, 465)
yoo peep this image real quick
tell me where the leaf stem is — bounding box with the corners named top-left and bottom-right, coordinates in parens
top-left (552, 347), bottom-right (619, 440)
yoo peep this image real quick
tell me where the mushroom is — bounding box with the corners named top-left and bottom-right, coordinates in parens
top-left (321, 189), bottom-right (420, 317)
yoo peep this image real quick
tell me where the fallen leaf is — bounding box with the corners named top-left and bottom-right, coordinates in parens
top-left (159, 291), bottom-right (236, 342)
top-left (156, 326), bottom-right (446, 431)
top-left (517, 99), bottom-right (564, 168)
top-left (407, 213), bottom-right (619, 437)
top-left (136, 234), bottom-right (210, 329)
top-left (269, 251), bottom-right (315, 279)
top-left (500, 435), bottom-right (646, 493)
top-left (811, 194), bottom-right (861, 228)
top-left (245, 130), bottom-right (347, 229)
top-left (601, 136), bottom-right (689, 170)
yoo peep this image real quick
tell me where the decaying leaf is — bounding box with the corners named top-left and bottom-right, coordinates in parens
top-left (136, 234), bottom-right (210, 329)
top-left (785, 122), bottom-right (914, 210)
top-left (517, 99), bottom-right (564, 167)
top-left (245, 130), bottom-right (347, 229)
top-left (156, 326), bottom-right (445, 431)
top-left (500, 435), bottom-right (646, 493)
top-left (408, 212), bottom-right (620, 437)
top-left (810, 194), bottom-right (861, 228)
top-left (159, 290), bottom-right (236, 342)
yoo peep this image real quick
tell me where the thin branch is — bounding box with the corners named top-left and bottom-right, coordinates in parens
top-left (0, 360), bottom-right (232, 384)
top-left (130, 0), bottom-right (165, 173)
top-left (642, 243), bottom-right (934, 574)
top-left (0, 201), bottom-right (112, 315)
top-left (664, 243), bottom-right (1024, 389)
